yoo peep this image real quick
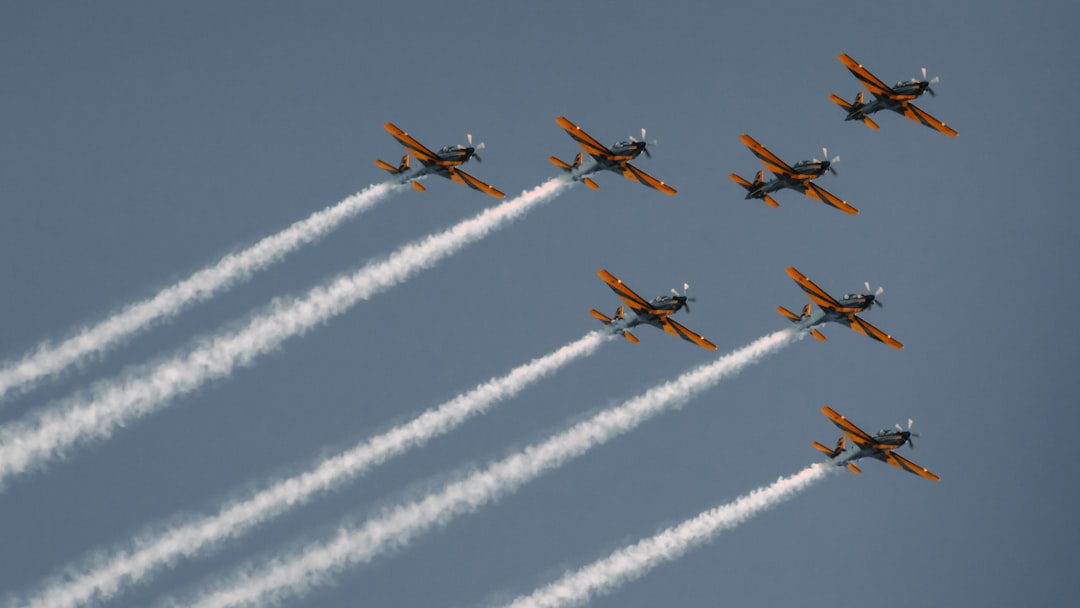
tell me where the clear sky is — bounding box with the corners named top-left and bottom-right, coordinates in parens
top-left (1, 1), bottom-right (1077, 606)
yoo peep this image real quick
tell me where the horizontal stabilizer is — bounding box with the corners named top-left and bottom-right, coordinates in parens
top-left (861, 116), bottom-right (880, 130)
top-left (549, 155), bottom-right (573, 171)
top-left (828, 93), bottom-right (855, 111)
top-left (777, 305), bottom-right (800, 321)
top-left (812, 441), bottom-right (836, 455)
top-left (762, 194), bottom-right (779, 208)
top-left (729, 173), bottom-right (751, 188)
top-left (846, 463), bottom-right (862, 474)
top-left (623, 331), bottom-right (640, 344)
top-left (589, 308), bottom-right (612, 323)
top-left (411, 181), bottom-right (426, 193)
top-left (375, 159), bottom-right (400, 174)
top-left (582, 177), bottom-right (600, 190)
top-left (810, 328), bottom-right (827, 342)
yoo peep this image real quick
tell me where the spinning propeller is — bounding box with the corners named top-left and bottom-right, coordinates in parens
top-left (628, 127), bottom-right (659, 158)
top-left (914, 67), bottom-right (940, 96)
top-left (466, 133), bottom-right (486, 162)
top-left (813, 147), bottom-right (840, 175)
top-left (864, 281), bottom-right (885, 308)
top-left (895, 418), bottom-right (920, 449)
top-left (670, 282), bottom-right (696, 313)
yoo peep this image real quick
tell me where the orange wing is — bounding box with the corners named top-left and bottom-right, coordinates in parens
top-left (555, 116), bottom-right (616, 161)
top-left (383, 123), bottom-right (444, 165)
top-left (804, 182), bottom-right (859, 215)
top-left (821, 406), bottom-right (875, 446)
top-left (785, 267), bottom-right (845, 310)
top-left (597, 269), bottom-right (654, 314)
top-left (739, 134), bottom-right (795, 177)
top-left (837, 54), bottom-right (898, 99)
top-left (900, 103), bottom-right (959, 137)
top-left (445, 167), bottom-right (505, 198)
top-left (883, 450), bottom-right (940, 481)
top-left (660, 317), bottom-right (717, 350)
top-left (848, 315), bottom-right (904, 349)
top-left (618, 163), bottom-right (677, 195)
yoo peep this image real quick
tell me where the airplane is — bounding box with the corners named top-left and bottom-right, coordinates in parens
top-left (375, 122), bottom-right (505, 198)
top-left (813, 405), bottom-right (939, 481)
top-left (590, 269), bottom-right (716, 350)
top-left (777, 266), bottom-right (903, 349)
top-left (830, 53), bottom-right (958, 137)
top-left (729, 134), bottom-right (858, 215)
top-left (549, 116), bottom-right (677, 195)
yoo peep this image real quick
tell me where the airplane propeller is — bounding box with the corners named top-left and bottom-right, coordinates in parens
top-left (864, 281), bottom-right (885, 308)
top-left (895, 418), bottom-right (920, 449)
top-left (813, 147), bottom-right (840, 175)
top-left (671, 282), bottom-right (696, 313)
top-left (914, 67), bottom-right (940, 96)
top-left (629, 128), bottom-right (659, 159)
top-left (466, 133), bottom-right (486, 162)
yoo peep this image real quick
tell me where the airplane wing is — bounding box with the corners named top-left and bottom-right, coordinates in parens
top-left (739, 134), bottom-right (796, 177)
top-left (785, 267), bottom-right (845, 310)
top-left (660, 317), bottom-right (718, 350)
top-left (821, 406), bottom-right (876, 447)
top-left (881, 450), bottom-right (940, 481)
top-left (848, 314), bottom-right (904, 349)
top-left (443, 166), bottom-right (506, 198)
top-left (597, 269), bottom-right (654, 315)
top-left (899, 102), bottom-right (959, 137)
top-left (803, 181), bottom-right (859, 215)
top-left (555, 116), bottom-right (616, 161)
top-left (384, 122), bottom-right (447, 166)
top-left (837, 53), bottom-right (899, 99)
top-left (618, 162), bottom-right (678, 195)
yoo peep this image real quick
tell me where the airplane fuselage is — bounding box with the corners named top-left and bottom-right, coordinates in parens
top-left (604, 294), bottom-right (687, 334)
top-left (746, 161), bottom-right (831, 198)
top-left (832, 430), bottom-right (911, 466)
top-left (848, 82), bottom-right (930, 119)
top-left (574, 141), bottom-right (646, 178)
top-left (791, 293), bottom-right (875, 330)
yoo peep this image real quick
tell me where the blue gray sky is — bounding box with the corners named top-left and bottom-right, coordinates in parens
top-left (2, 1), bottom-right (1077, 606)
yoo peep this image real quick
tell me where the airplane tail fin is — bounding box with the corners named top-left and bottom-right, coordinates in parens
top-left (729, 173), bottom-right (779, 208)
top-left (375, 154), bottom-right (410, 175)
top-left (590, 307), bottom-right (637, 343)
top-left (829, 93), bottom-right (880, 130)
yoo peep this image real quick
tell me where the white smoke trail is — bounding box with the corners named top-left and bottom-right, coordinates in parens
top-left (0, 177), bottom-right (572, 491)
top-left (0, 182), bottom-right (402, 402)
top-left (502, 463), bottom-right (832, 608)
top-left (14, 330), bottom-right (607, 608)
top-left (179, 329), bottom-right (798, 608)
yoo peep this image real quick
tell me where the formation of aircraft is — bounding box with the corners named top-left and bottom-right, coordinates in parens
top-left (830, 53), bottom-right (958, 137)
top-left (589, 269), bottom-right (716, 350)
top-left (549, 116), bottom-right (678, 195)
top-left (813, 406), bottom-right (939, 481)
top-left (730, 134), bottom-right (857, 215)
top-left (375, 122), bottom-right (506, 198)
top-left (374, 52), bottom-right (948, 475)
top-left (778, 266), bottom-right (903, 349)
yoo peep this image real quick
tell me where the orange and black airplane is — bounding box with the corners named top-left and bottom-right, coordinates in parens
top-left (549, 116), bottom-right (677, 195)
top-left (730, 134), bottom-right (857, 215)
top-left (590, 269), bottom-right (716, 350)
top-left (813, 406), bottom-right (939, 481)
top-left (375, 123), bottom-right (505, 198)
top-left (830, 53), bottom-right (958, 137)
top-left (778, 266), bottom-right (903, 349)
